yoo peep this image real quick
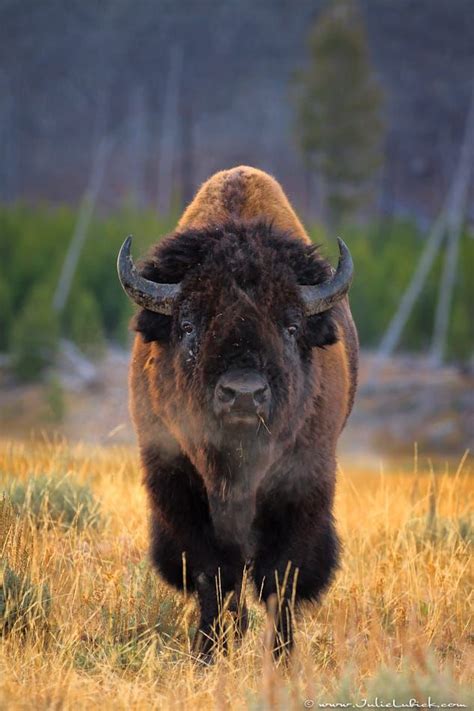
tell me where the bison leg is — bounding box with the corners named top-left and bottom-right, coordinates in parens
top-left (256, 565), bottom-right (298, 659)
top-left (229, 578), bottom-right (249, 641)
top-left (253, 515), bottom-right (340, 660)
top-left (192, 570), bottom-right (249, 663)
top-left (142, 450), bottom-right (250, 660)
top-left (192, 573), bottom-right (220, 663)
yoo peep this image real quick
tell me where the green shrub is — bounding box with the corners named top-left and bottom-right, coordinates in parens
top-left (101, 561), bottom-right (181, 645)
top-left (9, 283), bottom-right (59, 381)
top-left (66, 289), bottom-right (106, 358)
top-left (0, 203), bottom-right (177, 370)
top-left (0, 276), bottom-right (12, 351)
top-left (362, 658), bottom-right (472, 708)
top-left (248, 658), bottom-right (472, 709)
top-left (7, 475), bottom-right (101, 530)
top-left (0, 560), bottom-right (51, 636)
top-left (0, 496), bottom-right (51, 636)
top-left (44, 377), bottom-right (66, 423)
top-left (75, 561), bottom-right (184, 673)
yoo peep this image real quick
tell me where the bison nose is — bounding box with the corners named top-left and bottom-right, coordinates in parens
top-left (214, 371), bottom-right (270, 418)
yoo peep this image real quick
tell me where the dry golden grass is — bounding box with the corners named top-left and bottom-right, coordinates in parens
top-left (0, 437), bottom-right (472, 710)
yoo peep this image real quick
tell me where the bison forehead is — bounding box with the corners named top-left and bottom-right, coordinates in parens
top-left (184, 258), bottom-right (299, 314)
top-left (141, 220), bottom-right (332, 295)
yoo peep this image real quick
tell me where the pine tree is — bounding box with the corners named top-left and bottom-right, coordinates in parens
top-left (295, 0), bottom-right (384, 228)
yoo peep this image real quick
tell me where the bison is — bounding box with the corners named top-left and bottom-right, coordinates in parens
top-left (117, 166), bottom-right (358, 660)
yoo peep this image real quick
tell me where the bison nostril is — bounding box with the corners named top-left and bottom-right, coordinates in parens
top-left (218, 385), bottom-right (236, 403)
top-left (253, 386), bottom-right (269, 406)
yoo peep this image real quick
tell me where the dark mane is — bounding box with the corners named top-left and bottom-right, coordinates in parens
top-left (133, 220), bottom-right (338, 347)
top-left (138, 220), bottom-right (332, 287)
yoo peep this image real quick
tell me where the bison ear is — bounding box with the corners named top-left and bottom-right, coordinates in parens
top-left (132, 309), bottom-right (172, 343)
top-left (306, 313), bottom-right (339, 348)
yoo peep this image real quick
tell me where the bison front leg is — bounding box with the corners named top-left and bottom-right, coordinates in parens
top-left (192, 573), bottom-right (219, 662)
top-left (253, 513), bottom-right (340, 660)
top-left (192, 570), bottom-right (249, 663)
top-left (256, 564), bottom-right (298, 659)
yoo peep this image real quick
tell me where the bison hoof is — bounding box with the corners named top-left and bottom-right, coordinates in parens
top-left (191, 628), bottom-right (218, 665)
top-left (192, 648), bottom-right (215, 667)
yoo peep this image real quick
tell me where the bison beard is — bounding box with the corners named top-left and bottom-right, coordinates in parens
top-left (122, 167), bottom-right (358, 661)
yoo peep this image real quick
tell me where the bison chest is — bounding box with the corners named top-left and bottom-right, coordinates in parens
top-left (208, 489), bottom-right (258, 560)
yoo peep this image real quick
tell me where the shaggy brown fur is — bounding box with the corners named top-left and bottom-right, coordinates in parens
top-left (128, 166), bottom-right (358, 661)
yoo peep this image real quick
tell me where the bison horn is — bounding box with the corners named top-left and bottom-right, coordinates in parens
top-left (299, 237), bottom-right (353, 315)
top-left (117, 235), bottom-right (181, 315)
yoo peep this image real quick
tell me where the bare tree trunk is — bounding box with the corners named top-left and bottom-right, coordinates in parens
top-left (430, 89), bottom-right (474, 365)
top-left (128, 85), bottom-right (148, 207)
top-left (302, 164), bottom-right (312, 221)
top-left (374, 89), bottom-right (474, 370)
top-left (376, 211), bottom-right (447, 360)
top-left (179, 97), bottom-right (194, 209)
top-left (53, 136), bottom-right (113, 314)
top-left (157, 45), bottom-right (183, 215)
top-left (0, 74), bottom-right (18, 202)
top-left (260, 95), bottom-right (274, 174)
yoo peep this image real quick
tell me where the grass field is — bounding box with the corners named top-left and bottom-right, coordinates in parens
top-left (0, 438), bottom-right (472, 710)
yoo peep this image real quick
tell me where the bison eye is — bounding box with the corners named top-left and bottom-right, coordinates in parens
top-left (287, 324), bottom-right (299, 336)
top-left (181, 321), bottom-right (194, 334)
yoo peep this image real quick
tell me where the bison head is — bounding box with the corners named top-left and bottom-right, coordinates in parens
top-left (118, 222), bottom-right (352, 551)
